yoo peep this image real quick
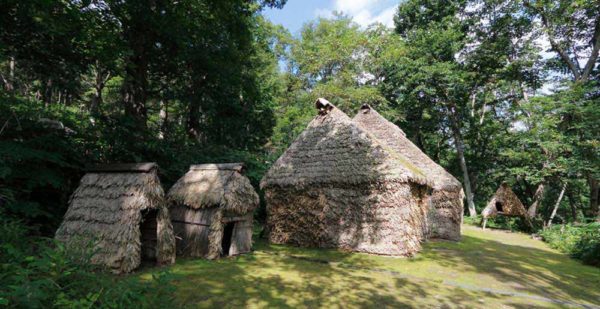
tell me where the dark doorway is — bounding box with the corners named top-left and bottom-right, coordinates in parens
top-left (495, 201), bottom-right (504, 212)
top-left (221, 222), bottom-right (235, 256)
top-left (140, 209), bottom-right (158, 262)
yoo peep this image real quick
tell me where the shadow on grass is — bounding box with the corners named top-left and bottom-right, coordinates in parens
top-left (160, 240), bottom-right (491, 307)
top-left (418, 234), bottom-right (600, 305)
top-left (141, 231), bottom-right (600, 308)
top-left (165, 252), bottom-right (415, 308)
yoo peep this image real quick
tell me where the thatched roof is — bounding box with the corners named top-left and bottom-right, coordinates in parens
top-left (55, 162), bottom-right (174, 273)
top-left (482, 183), bottom-right (529, 219)
top-left (86, 162), bottom-right (158, 173)
top-left (167, 163), bottom-right (258, 215)
top-left (261, 100), bottom-right (431, 189)
top-left (189, 163), bottom-right (245, 172)
top-left (353, 105), bottom-right (462, 192)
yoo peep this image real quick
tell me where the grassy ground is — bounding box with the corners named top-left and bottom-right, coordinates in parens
top-left (140, 225), bottom-right (600, 308)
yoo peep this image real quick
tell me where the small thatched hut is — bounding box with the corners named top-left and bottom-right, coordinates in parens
top-left (353, 105), bottom-right (464, 240)
top-left (482, 183), bottom-right (531, 229)
top-left (167, 163), bottom-right (258, 259)
top-left (55, 163), bottom-right (176, 274)
top-left (261, 99), bottom-right (433, 256)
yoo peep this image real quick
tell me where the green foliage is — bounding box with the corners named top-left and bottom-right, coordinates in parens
top-left (269, 16), bottom-right (393, 152)
top-left (0, 0), bottom-right (599, 273)
top-left (0, 216), bottom-right (176, 308)
top-left (0, 95), bottom-right (85, 232)
top-left (463, 215), bottom-right (535, 232)
top-left (540, 223), bottom-right (600, 266)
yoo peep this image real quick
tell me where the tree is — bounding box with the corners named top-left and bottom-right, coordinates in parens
top-left (270, 15), bottom-right (391, 152)
top-left (290, 14), bottom-right (387, 112)
top-left (524, 0), bottom-right (600, 82)
top-left (389, 0), bottom-right (481, 216)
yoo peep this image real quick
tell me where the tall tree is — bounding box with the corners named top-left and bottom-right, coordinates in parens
top-left (524, 0), bottom-right (600, 82)
top-left (524, 0), bottom-right (600, 217)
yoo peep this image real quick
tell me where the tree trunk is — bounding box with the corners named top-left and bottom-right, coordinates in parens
top-left (547, 183), bottom-right (567, 227)
top-left (187, 99), bottom-right (202, 141)
top-left (7, 56), bottom-right (15, 92)
top-left (186, 76), bottom-right (207, 141)
top-left (120, 10), bottom-right (153, 129)
top-left (449, 112), bottom-right (477, 217)
top-left (589, 176), bottom-right (599, 220)
top-left (159, 100), bottom-right (168, 139)
top-left (528, 183), bottom-right (545, 218)
top-left (90, 65), bottom-right (108, 114)
top-left (567, 189), bottom-right (578, 223)
top-left (43, 78), bottom-right (53, 105)
top-left (122, 61), bottom-right (148, 128)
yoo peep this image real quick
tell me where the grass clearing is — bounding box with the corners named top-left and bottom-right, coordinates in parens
top-left (139, 225), bottom-right (600, 308)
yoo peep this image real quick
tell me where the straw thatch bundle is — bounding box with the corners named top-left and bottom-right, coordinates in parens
top-left (353, 105), bottom-right (464, 240)
top-left (482, 183), bottom-right (532, 229)
top-left (167, 163), bottom-right (258, 259)
top-left (55, 163), bottom-right (176, 274)
top-left (261, 99), bottom-right (432, 256)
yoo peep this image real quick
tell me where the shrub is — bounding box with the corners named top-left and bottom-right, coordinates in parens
top-left (540, 223), bottom-right (600, 267)
top-left (0, 217), bottom-right (176, 308)
top-left (463, 215), bottom-right (534, 232)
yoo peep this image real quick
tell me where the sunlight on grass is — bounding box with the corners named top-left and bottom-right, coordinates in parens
top-left (140, 225), bottom-right (600, 308)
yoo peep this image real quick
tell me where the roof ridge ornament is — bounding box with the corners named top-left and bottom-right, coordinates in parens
top-left (315, 98), bottom-right (334, 115)
top-left (360, 104), bottom-right (372, 113)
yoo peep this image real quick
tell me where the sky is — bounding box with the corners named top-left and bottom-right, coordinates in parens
top-left (263, 0), bottom-right (400, 35)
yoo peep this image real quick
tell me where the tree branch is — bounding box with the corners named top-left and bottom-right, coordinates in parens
top-left (581, 13), bottom-right (600, 81)
top-left (525, 1), bottom-right (582, 80)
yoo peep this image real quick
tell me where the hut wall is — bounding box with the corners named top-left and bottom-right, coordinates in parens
top-left (482, 185), bottom-right (528, 219)
top-left (55, 170), bottom-right (175, 274)
top-left (156, 207), bottom-right (176, 265)
top-left (426, 189), bottom-right (463, 241)
top-left (171, 205), bottom-right (219, 257)
top-left (227, 214), bottom-right (253, 256)
top-left (265, 182), bottom-right (428, 256)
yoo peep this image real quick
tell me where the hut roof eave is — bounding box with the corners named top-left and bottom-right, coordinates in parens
top-left (86, 162), bottom-right (158, 173)
top-left (167, 166), bottom-right (259, 214)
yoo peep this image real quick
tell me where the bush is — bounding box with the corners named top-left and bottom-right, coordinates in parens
top-left (463, 215), bottom-right (534, 232)
top-left (0, 217), bottom-right (176, 308)
top-left (540, 223), bottom-right (600, 267)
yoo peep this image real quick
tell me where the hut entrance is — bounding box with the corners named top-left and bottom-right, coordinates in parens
top-left (221, 222), bottom-right (235, 256)
top-left (140, 209), bottom-right (158, 262)
top-left (495, 201), bottom-right (504, 212)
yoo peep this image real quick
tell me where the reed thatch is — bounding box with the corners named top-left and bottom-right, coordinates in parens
top-left (353, 105), bottom-right (464, 240)
top-left (261, 99), bottom-right (432, 256)
top-left (482, 183), bottom-right (532, 229)
top-left (167, 163), bottom-right (258, 259)
top-left (55, 163), bottom-right (176, 274)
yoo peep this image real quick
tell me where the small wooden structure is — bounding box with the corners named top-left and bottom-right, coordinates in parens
top-left (55, 163), bottom-right (176, 273)
top-left (167, 163), bottom-right (258, 259)
top-left (482, 183), bottom-right (532, 229)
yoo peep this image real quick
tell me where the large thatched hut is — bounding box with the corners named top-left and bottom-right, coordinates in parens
top-left (55, 163), bottom-right (176, 274)
top-left (261, 99), bottom-right (433, 256)
top-left (482, 183), bottom-right (531, 229)
top-left (167, 163), bottom-right (258, 259)
top-left (353, 105), bottom-right (464, 240)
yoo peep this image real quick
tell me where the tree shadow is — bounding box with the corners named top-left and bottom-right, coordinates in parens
top-left (138, 229), bottom-right (600, 308)
top-left (163, 251), bottom-right (416, 308)
top-left (416, 233), bottom-right (600, 306)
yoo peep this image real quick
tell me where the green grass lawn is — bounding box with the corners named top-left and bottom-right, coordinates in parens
top-left (140, 225), bottom-right (600, 308)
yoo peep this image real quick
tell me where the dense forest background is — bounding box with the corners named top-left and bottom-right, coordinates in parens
top-left (1, 0), bottom-right (599, 236)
